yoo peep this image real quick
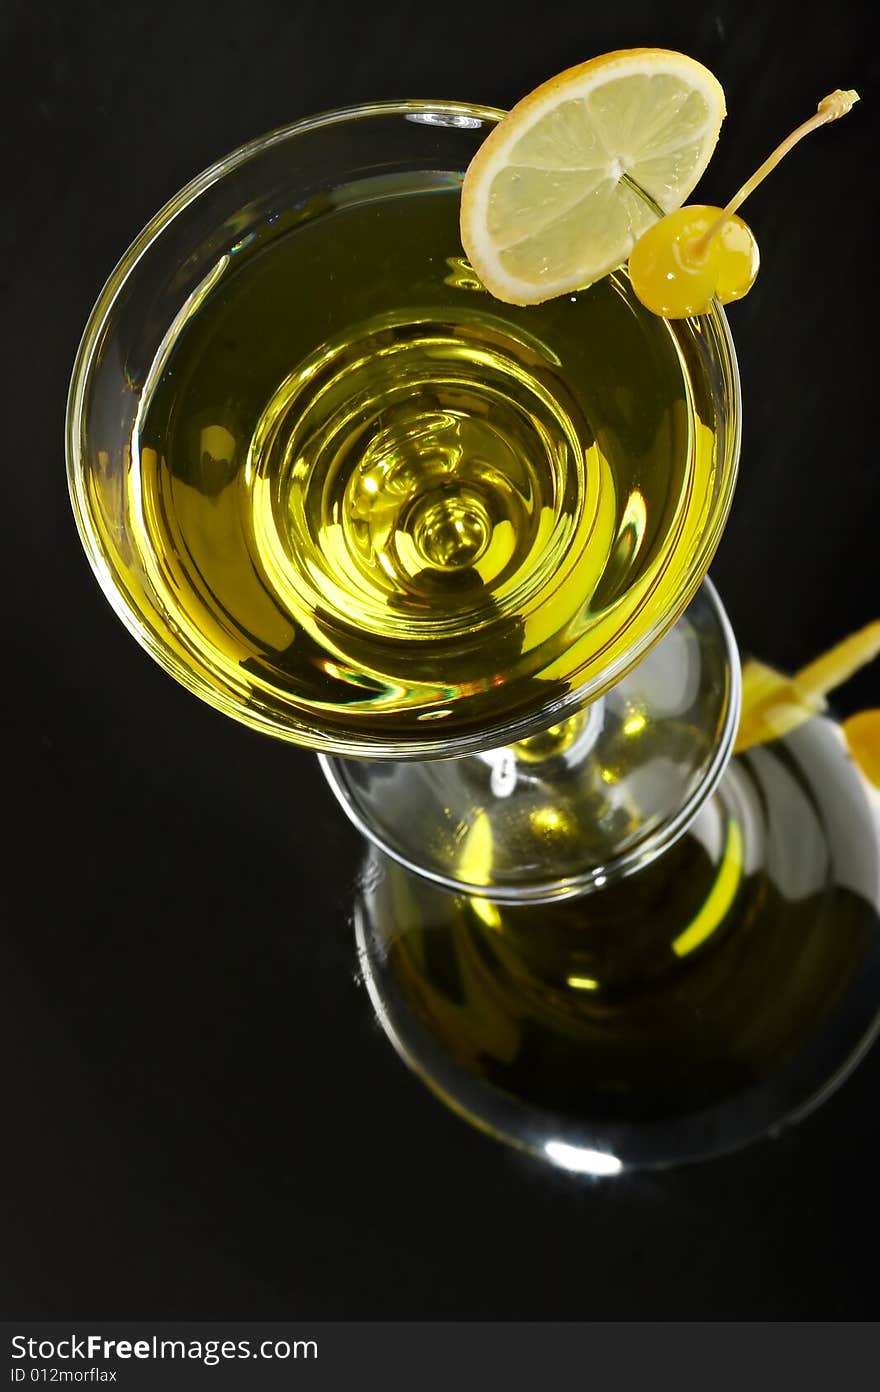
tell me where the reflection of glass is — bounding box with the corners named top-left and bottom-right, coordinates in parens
top-left (67, 101), bottom-right (878, 1169)
top-left (355, 716), bottom-right (880, 1171)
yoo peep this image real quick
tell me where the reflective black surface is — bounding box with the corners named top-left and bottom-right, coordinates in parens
top-left (2, 0), bottom-right (879, 1319)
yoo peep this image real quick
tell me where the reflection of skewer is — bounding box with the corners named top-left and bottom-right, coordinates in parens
top-left (795, 621), bottom-right (880, 700)
top-left (735, 621), bottom-right (880, 783)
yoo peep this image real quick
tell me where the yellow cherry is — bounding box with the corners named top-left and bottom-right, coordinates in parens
top-left (629, 87), bottom-right (858, 319)
top-left (713, 213), bottom-right (760, 303)
top-left (629, 205), bottom-right (758, 317)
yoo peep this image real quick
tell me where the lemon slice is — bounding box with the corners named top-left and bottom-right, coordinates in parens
top-left (461, 48), bottom-right (726, 305)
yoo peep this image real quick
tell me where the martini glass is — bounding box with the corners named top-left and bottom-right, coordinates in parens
top-left (67, 101), bottom-right (879, 1171)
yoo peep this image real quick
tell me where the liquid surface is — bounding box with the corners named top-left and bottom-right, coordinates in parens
top-left (119, 175), bottom-right (729, 752)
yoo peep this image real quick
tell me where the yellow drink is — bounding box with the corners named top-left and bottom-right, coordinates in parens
top-left (88, 174), bottom-right (733, 752)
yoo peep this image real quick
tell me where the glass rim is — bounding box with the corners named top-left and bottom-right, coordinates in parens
top-left (66, 99), bottom-right (507, 506)
top-left (65, 98), bottom-right (742, 760)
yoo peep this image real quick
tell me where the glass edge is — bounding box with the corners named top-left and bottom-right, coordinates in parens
top-left (65, 98), bottom-right (505, 550)
top-left (64, 101), bottom-right (743, 762)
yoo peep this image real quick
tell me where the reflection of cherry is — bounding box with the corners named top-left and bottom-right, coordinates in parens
top-left (843, 711), bottom-right (880, 788)
top-left (630, 89), bottom-right (858, 318)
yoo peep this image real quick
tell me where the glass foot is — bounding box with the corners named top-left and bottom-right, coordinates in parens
top-left (354, 713), bottom-right (880, 1171)
top-left (324, 579), bottom-right (741, 902)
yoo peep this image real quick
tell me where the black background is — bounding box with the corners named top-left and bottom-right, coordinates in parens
top-left (2, 0), bottom-right (879, 1320)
